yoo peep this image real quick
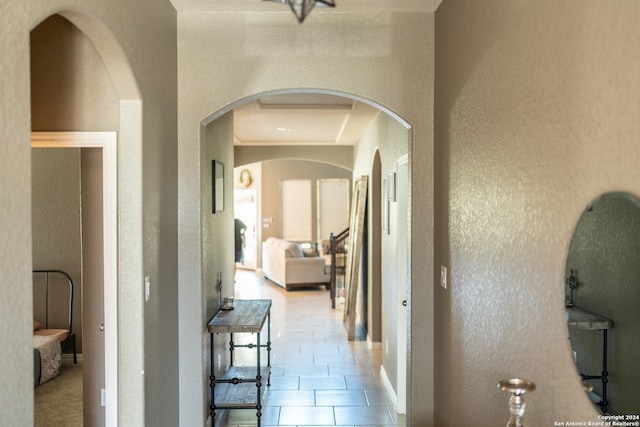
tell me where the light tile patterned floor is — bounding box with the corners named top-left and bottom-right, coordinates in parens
top-left (212, 270), bottom-right (405, 427)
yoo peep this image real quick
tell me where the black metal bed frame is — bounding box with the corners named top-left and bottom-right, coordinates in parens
top-left (33, 269), bottom-right (77, 364)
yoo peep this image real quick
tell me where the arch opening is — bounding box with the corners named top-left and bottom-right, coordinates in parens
top-left (30, 11), bottom-right (143, 427)
top-left (199, 88), bottom-right (413, 418)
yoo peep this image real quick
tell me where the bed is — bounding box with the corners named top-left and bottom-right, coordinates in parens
top-left (33, 269), bottom-right (77, 387)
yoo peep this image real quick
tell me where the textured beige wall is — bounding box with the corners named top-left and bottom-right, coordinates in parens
top-left (203, 112), bottom-right (235, 390)
top-left (31, 149), bottom-right (83, 352)
top-left (30, 15), bottom-right (119, 131)
top-left (353, 112), bottom-right (410, 398)
top-left (0, 1), bottom-right (177, 426)
top-left (177, 10), bottom-right (435, 425)
top-left (435, 0), bottom-right (640, 425)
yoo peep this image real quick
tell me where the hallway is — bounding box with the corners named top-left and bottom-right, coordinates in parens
top-left (213, 269), bottom-right (405, 427)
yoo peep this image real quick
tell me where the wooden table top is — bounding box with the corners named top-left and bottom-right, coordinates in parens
top-left (566, 306), bottom-right (613, 330)
top-left (208, 299), bottom-right (272, 334)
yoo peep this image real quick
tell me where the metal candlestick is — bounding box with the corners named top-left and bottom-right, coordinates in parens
top-left (566, 269), bottom-right (580, 307)
top-left (498, 378), bottom-right (536, 427)
top-left (215, 272), bottom-right (222, 309)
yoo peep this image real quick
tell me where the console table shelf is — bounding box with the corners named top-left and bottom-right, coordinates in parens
top-left (566, 306), bottom-right (612, 413)
top-left (212, 366), bottom-right (272, 408)
top-left (208, 299), bottom-right (272, 426)
top-left (566, 306), bottom-right (612, 330)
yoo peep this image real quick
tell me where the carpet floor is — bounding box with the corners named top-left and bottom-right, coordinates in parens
top-left (34, 358), bottom-right (83, 426)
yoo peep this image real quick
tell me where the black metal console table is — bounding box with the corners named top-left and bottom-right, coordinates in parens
top-left (208, 299), bottom-right (272, 425)
top-left (566, 306), bottom-right (613, 413)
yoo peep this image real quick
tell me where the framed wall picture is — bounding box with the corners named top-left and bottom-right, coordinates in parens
top-left (239, 168), bottom-right (252, 188)
top-left (212, 160), bottom-right (224, 213)
top-left (382, 176), bottom-right (389, 234)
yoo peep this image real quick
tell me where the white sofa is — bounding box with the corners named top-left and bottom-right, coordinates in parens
top-left (261, 237), bottom-right (330, 291)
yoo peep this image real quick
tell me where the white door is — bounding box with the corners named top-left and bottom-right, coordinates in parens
top-left (396, 155), bottom-right (409, 414)
top-left (81, 147), bottom-right (106, 426)
top-left (234, 189), bottom-right (258, 270)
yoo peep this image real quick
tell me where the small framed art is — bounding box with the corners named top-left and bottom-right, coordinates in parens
top-left (382, 176), bottom-right (389, 234)
top-left (212, 160), bottom-right (224, 213)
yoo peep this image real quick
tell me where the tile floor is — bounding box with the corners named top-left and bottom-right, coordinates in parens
top-left (212, 269), bottom-right (406, 427)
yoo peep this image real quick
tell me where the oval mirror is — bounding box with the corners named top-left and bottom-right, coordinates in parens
top-left (565, 191), bottom-right (640, 415)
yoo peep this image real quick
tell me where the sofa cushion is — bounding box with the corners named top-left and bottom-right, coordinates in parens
top-left (301, 247), bottom-right (319, 257)
top-left (285, 242), bottom-right (304, 258)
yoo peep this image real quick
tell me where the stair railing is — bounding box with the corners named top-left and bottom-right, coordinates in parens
top-left (329, 228), bottom-right (349, 309)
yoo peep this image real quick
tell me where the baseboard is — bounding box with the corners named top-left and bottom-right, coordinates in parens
top-left (379, 364), bottom-right (398, 410)
top-left (62, 353), bottom-right (83, 362)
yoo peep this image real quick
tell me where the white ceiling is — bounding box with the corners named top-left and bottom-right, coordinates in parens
top-left (233, 94), bottom-right (380, 146)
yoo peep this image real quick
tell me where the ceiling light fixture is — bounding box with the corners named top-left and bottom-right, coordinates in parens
top-left (264, 0), bottom-right (336, 24)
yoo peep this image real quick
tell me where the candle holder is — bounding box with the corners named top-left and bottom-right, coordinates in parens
top-left (221, 296), bottom-right (234, 310)
top-left (498, 378), bottom-right (536, 427)
top-left (215, 272), bottom-right (222, 310)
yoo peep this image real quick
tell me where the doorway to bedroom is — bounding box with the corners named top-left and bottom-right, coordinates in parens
top-left (31, 132), bottom-right (118, 427)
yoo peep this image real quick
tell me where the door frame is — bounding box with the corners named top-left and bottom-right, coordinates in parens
top-left (234, 188), bottom-right (258, 270)
top-left (396, 154), bottom-right (409, 414)
top-left (31, 131), bottom-right (118, 425)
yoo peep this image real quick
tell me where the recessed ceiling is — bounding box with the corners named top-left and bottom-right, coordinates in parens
top-left (233, 94), bottom-right (380, 146)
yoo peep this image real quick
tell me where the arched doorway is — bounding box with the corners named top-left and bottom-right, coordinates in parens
top-left (233, 158), bottom-right (353, 274)
top-left (187, 88), bottom-right (413, 421)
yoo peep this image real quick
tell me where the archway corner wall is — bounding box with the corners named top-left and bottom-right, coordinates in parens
top-left (1, 1), bottom-right (178, 426)
top-left (176, 8), bottom-right (436, 426)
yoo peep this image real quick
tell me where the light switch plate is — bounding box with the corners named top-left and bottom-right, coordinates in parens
top-left (145, 276), bottom-right (151, 302)
top-left (441, 266), bottom-right (447, 289)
